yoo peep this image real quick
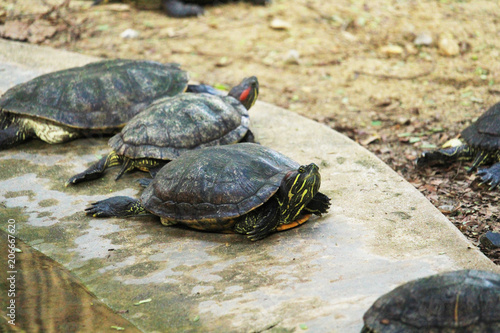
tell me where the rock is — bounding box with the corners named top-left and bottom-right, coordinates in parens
top-left (284, 49), bottom-right (300, 65)
top-left (270, 18), bottom-right (291, 30)
top-left (438, 35), bottom-right (460, 56)
top-left (379, 45), bottom-right (404, 57)
top-left (120, 28), bottom-right (139, 39)
top-left (405, 43), bottom-right (418, 55)
top-left (480, 231), bottom-right (500, 249)
top-left (414, 32), bottom-right (433, 46)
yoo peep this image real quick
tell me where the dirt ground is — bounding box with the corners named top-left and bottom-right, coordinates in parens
top-left (1, 0), bottom-right (499, 262)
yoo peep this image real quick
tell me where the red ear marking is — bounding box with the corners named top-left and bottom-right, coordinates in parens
top-left (284, 170), bottom-right (294, 181)
top-left (239, 87), bottom-right (251, 102)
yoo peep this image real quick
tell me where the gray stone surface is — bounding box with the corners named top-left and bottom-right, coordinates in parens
top-left (0, 40), bottom-right (498, 332)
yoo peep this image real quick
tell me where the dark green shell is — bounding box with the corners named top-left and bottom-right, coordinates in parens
top-left (362, 270), bottom-right (500, 333)
top-left (108, 93), bottom-right (250, 160)
top-left (462, 102), bottom-right (500, 151)
top-left (0, 59), bottom-right (188, 130)
top-left (141, 143), bottom-right (299, 223)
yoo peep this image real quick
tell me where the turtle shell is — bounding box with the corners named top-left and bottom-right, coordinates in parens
top-left (108, 93), bottom-right (250, 160)
top-left (362, 270), bottom-right (500, 332)
top-left (141, 143), bottom-right (300, 223)
top-left (0, 59), bottom-right (188, 130)
top-left (461, 102), bottom-right (500, 151)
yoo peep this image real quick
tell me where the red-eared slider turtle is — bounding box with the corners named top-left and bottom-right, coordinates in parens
top-left (85, 143), bottom-right (331, 241)
top-left (66, 76), bottom-right (258, 186)
top-left (93, 0), bottom-right (270, 18)
top-left (0, 59), bottom-right (189, 150)
top-left (417, 102), bottom-right (500, 189)
top-left (361, 270), bottom-right (500, 333)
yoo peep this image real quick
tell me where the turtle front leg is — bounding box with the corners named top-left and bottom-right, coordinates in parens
top-left (477, 162), bottom-right (500, 190)
top-left (234, 198), bottom-right (279, 241)
top-left (85, 196), bottom-right (147, 218)
top-left (162, 0), bottom-right (204, 17)
top-left (114, 158), bottom-right (165, 181)
top-left (416, 145), bottom-right (473, 167)
top-left (303, 192), bottom-right (331, 215)
top-left (66, 151), bottom-right (123, 186)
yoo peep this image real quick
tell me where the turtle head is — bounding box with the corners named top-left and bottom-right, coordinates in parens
top-left (278, 163), bottom-right (321, 224)
top-left (228, 76), bottom-right (259, 110)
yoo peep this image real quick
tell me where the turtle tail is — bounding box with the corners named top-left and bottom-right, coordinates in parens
top-left (85, 196), bottom-right (147, 218)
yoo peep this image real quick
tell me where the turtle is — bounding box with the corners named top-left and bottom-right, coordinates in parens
top-left (361, 269), bottom-right (500, 333)
top-left (0, 59), bottom-right (191, 150)
top-left (417, 101), bottom-right (500, 190)
top-left (66, 76), bottom-right (259, 186)
top-left (93, 0), bottom-right (270, 18)
top-left (85, 143), bottom-right (331, 241)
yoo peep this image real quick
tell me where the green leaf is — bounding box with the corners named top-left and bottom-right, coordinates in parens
top-left (111, 326), bottom-right (125, 331)
top-left (420, 143), bottom-right (437, 149)
top-left (371, 120), bottom-right (382, 126)
top-left (299, 323), bottom-right (308, 330)
top-left (213, 83), bottom-right (229, 91)
top-left (398, 132), bottom-right (412, 137)
top-left (409, 137), bottom-right (421, 144)
top-left (192, 315), bottom-right (200, 322)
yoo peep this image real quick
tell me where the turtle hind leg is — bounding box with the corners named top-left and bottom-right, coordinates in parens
top-left (304, 192), bottom-right (331, 215)
top-left (162, 0), bottom-right (203, 17)
top-left (66, 151), bottom-right (123, 186)
top-left (416, 145), bottom-right (473, 167)
top-left (85, 196), bottom-right (147, 218)
top-left (0, 123), bottom-right (31, 150)
top-left (234, 199), bottom-right (279, 241)
top-left (477, 162), bottom-right (500, 190)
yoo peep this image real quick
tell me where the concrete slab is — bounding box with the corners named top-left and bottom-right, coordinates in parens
top-left (0, 40), bottom-right (498, 332)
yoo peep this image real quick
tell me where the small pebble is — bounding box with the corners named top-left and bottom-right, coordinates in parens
top-left (438, 35), bottom-right (460, 56)
top-left (480, 231), bottom-right (500, 249)
top-left (379, 45), bottom-right (404, 57)
top-left (414, 32), bottom-right (433, 46)
top-left (270, 18), bottom-right (291, 30)
top-left (120, 28), bottom-right (139, 39)
top-left (284, 49), bottom-right (300, 65)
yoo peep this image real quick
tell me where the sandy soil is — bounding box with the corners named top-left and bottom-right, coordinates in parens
top-left (1, 0), bottom-right (499, 261)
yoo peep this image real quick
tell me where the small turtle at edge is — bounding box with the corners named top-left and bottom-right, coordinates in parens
top-left (85, 143), bottom-right (331, 241)
top-left (66, 76), bottom-right (258, 186)
top-left (417, 102), bottom-right (500, 189)
top-left (93, 0), bottom-right (270, 18)
top-left (0, 59), bottom-right (189, 150)
top-left (361, 269), bottom-right (500, 333)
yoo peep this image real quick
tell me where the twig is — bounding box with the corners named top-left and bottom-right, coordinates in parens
top-left (355, 61), bottom-right (436, 80)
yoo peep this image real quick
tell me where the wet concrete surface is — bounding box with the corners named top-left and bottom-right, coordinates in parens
top-left (0, 40), bottom-right (498, 332)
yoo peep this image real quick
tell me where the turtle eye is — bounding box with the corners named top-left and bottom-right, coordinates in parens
top-left (298, 166), bottom-right (305, 173)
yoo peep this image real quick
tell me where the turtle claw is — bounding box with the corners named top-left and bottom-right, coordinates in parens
top-left (85, 199), bottom-right (116, 218)
top-left (477, 163), bottom-right (500, 190)
top-left (246, 227), bottom-right (270, 241)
